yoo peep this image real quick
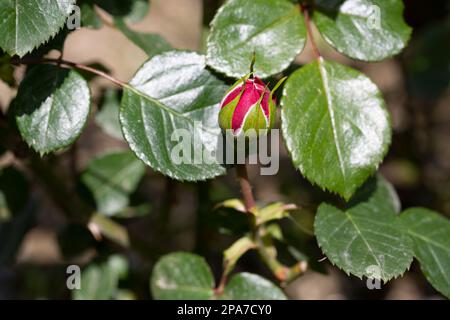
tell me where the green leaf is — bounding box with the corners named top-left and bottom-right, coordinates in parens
top-left (347, 175), bottom-right (401, 214)
top-left (73, 255), bottom-right (128, 300)
top-left (80, 0), bottom-right (103, 29)
top-left (266, 223), bottom-right (284, 241)
top-left (89, 213), bottom-right (130, 247)
top-left (400, 208), bottom-right (450, 298)
top-left (115, 19), bottom-right (172, 57)
top-left (223, 273), bottom-right (286, 300)
top-left (26, 28), bottom-right (69, 59)
top-left (151, 252), bottom-right (215, 300)
top-left (223, 237), bottom-right (256, 275)
top-left (214, 199), bottom-right (246, 213)
top-left (119, 51), bottom-right (227, 181)
top-left (256, 202), bottom-right (296, 226)
top-left (314, 176), bottom-right (413, 281)
top-left (281, 59), bottom-right (391, 200)
top-left (13, 65), bottom-right (91, 154)
top-left (313, 0), bottom-right (412, 61)
top-left (0, 0), bottom-right (75, 57)
top-left (81, 150), bottom-right (146, 216)
top-left (206, 0), bottom-right (306, 78)
top-left (95, 89), bottom-right (124, 140)
top-left (95, 0), bottom-right (149, 24)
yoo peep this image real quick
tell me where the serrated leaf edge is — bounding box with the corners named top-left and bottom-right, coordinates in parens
top-left (205, 0), bottom-right (307, 79)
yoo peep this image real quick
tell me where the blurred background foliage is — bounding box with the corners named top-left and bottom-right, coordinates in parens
top-left (0, 0), bottom-right (449, 299)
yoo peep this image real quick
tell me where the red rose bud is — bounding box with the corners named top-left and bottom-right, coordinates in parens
top-left (218, 75), bottom-right (286, 136)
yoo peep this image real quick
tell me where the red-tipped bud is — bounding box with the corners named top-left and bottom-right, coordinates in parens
top-left (218, 76), bottom-right (284, 136)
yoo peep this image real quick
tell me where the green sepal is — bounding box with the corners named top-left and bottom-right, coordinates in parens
top-left (269, 99), bottom-right (277, 129)
top-left (267, 77), bottom-right (286, 129)
top-left (214, 199), bottom-right (246, 213)
top-left (240, 92), bottom-right (268, 135)
top-left (219, 82), bottom-right (248, 131)
top-left (218, 99), bottom-right (236, 130)
top-left (225, 72), bottom-right (252, 95)
top-left (270, 77), bottom-right (287, 100)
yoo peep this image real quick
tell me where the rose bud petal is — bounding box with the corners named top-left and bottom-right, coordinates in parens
top-left (218, 76), bottom-right (285, 136)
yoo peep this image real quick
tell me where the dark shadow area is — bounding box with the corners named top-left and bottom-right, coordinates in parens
top-left (12, 65), bottom-right (70, 117)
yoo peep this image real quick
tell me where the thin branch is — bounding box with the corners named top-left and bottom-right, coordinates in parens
top-left (236, 164), bottom-right (256, 212)
top-left (213, 164), bottom-right (257, 296)
top-left (214, 273), bottom-right (228, 296)
top-left (256, 232), bottom-right (308, 284)
top-left (301, 3), bottom-right (321, 59)
top-left (11, 57), bottom-right (127, 88)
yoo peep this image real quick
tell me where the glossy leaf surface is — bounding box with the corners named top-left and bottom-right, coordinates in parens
top-left (281, 59), bottom-right (391, 199)
top-left (207, 0), bottom-right (306, 78)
